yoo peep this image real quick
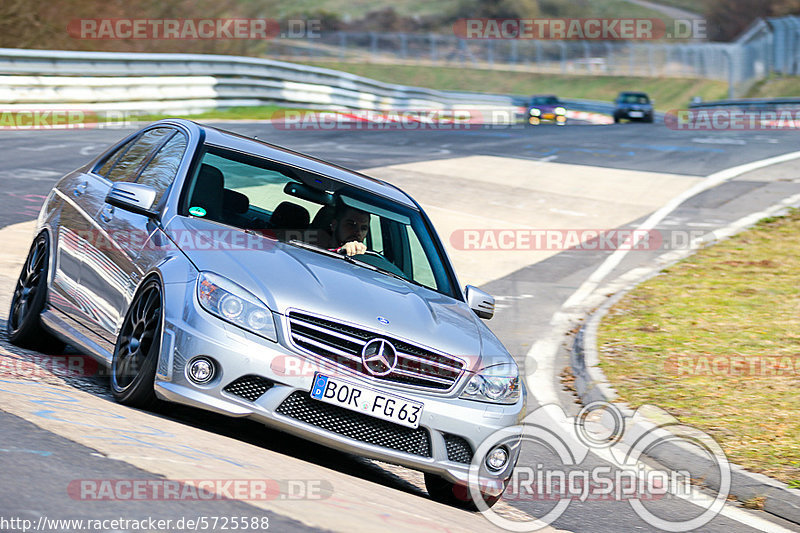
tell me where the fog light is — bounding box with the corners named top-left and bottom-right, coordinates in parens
top-left (188, 357), bottom-right (215, 384)
top-left (486, 446), bottom-right (509, 471)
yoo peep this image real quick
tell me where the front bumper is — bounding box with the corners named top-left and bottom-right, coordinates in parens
top-left (616, 108), bottom-right (653, 120)
top-left (154, 280), bottom-right (526, 494)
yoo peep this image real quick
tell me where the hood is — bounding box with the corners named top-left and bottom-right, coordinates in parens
top-left (530, 104), bottom-right (559, 111)
top-left (166, 217), bottom-right (510, 365)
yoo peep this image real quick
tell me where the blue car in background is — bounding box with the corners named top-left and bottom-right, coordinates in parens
top-left (613, 91), bottom-right (655, 123)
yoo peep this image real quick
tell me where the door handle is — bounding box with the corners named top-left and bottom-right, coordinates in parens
top-left (100, 205), bottom-right (114, 223)
top-left (73, 181), bottom-right (88, 197)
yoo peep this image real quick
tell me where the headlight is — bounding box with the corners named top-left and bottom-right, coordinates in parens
top-left (197, 271), bottom-right (277, 342)
top-left (555, 106), bottom-right (566, 115)
top-left (530, 108), bottom-right (541, 116)
top-left (460, 363), bottom-right (520, 404)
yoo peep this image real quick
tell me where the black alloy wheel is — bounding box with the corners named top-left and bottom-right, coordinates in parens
top-left (111, 277), bottom-right (162, 408)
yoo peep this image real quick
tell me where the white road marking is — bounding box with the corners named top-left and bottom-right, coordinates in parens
top-left (526, 149), bottom-right (800, 531)
top-left (692, 137), bottom-right (747, 145)
top-left (0, 169), bottom-right (60, 181)
top-left (79, 145), bottom-right (101, 156)
top-left (549, 207), bottom-right (587, 217)
top-left (18, 144), bottom-right (70, 151)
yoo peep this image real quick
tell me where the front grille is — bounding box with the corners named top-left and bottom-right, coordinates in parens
top-left (223, 375), bottom-right (274, 402)
top-left (276, 392), bottom-right (431, 457)
top-left (287, 311), bottom-right (464, 391)
top-left (444, 434), bottom-right (474, 464)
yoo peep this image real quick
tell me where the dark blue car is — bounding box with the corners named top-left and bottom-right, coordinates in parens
top-left (613, 92), bottom-right (654, 123)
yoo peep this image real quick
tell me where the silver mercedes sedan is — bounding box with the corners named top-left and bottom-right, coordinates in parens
top-left (8, 119), bottom-right (525, 508)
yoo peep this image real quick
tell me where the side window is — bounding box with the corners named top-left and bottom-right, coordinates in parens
top-left (106, 127), bottom-right (173, 183)
top-left (95, 138), bottom-right (135, 177)
top-left (136, 132), bottom-right (188, 205)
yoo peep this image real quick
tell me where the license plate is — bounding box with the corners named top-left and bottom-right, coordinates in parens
top-left (629, 111), bottom-right (644, 117)
top-left (310, 373), bottom-right (424, 429)
top-left (542, 113), bottom-right (555, 120)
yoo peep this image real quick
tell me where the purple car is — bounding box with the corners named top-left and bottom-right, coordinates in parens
top-left (526, 95), bottom-right (567, 125)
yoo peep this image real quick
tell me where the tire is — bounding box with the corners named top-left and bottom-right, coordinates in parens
top-left (111, 277), bottom-right (163, 409)
top-left (613, 114), bottom-right (621, 124)
top-left (424, 472), bottom-right (505, 511)
top-left (7, 232), bottom-right (65, 353)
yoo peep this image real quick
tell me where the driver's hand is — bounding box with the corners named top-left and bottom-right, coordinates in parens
top-left (337, 241), bottom-right (367, 256)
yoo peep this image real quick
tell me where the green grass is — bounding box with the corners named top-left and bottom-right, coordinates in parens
top-left (598, 210), bottom-right (800, 484)
top-left (257, 0), bottom-right (670, 21)
top-left (254, 0), bottom-right (460, 19)
top-left (295, 61), bottom-right (729, 111)
top-left (132, 105), bottom-right (315, 122)
top-left (640, 0), bottom-right (711, 15)
top-left (745, 75), bottom-right (800, 99)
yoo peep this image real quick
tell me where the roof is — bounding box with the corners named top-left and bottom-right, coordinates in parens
top-left (161, 119), bottom-right (417, 209)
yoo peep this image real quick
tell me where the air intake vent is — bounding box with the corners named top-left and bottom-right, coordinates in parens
top-left (444, 434), bottom-right (474, 464)
top-left (276, 392), bottom-right (431, 457)
top-left (223, 375), bottom-right (274, 402)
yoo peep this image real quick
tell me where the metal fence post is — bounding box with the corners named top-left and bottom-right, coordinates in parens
top-left (629, 44), bottom-right (635, 75)
top-left (583, 41), bottom-right (590, 73)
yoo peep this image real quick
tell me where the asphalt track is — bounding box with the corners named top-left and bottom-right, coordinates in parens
top-left (2, 121), bottom-right (800, 532)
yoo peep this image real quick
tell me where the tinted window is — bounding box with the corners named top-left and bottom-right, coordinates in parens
top-left (531, 96), bottom-right (559, 105)
top-left (106, 127), bottom-right (173, 183)
top-left (96, 138), bottom-right (135, 177)
top-left (622, 94), bottom-right (650, 104)
top-left (136, 132), bottom-right (187, 205)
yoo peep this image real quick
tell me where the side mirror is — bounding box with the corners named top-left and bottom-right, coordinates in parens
top-left (105, 182), bottom-right (159, 218)
top-left (465, 285), bottom-right (495, 320)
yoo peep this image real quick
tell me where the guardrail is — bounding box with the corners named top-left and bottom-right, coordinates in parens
top-left (0, 48), bottom-right (518, 115)
top-left (689, 97), bottom-right (800, 110)
top-left (0, 47), bottom-right (633, 122)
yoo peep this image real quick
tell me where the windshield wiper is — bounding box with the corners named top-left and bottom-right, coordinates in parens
top-left (347, 256), bottom-right (429, 288)
top-left (286, 239), bottom-right (348, 260)
top-left (287, 240), bottom-right (425, 287)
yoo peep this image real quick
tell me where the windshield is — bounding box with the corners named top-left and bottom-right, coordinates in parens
top-left (621, 94), bottom-right (650, 104)
top-left (530, 96), bottom-right (559, 106)
top-left (183, 145), bottom-right (457, 298)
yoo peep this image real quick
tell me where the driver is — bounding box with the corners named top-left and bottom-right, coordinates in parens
top-left (318, 203), bottom-right (370, 256)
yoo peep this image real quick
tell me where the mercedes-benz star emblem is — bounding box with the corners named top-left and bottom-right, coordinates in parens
top-left (361, 339), bottom-right (397, 376)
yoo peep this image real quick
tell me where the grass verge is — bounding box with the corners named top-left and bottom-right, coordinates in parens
top-left (132, 105), bottom-right (315, 122)
top-left (295, 61), bottom-right (729, 111)
top-left (597, 210), bottom-right (800, 486)
top-left (745, 75), bottom-right (800, 99)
